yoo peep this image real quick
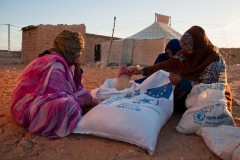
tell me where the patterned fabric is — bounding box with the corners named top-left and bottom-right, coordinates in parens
top-left (180, 32), bottom-right (193, 51)
top-left (199, 56), bottom-right (226, 84)
top-left (11, 53), bottom-right (91, 138)
top-left (54, 30), bottom-right (85, 65)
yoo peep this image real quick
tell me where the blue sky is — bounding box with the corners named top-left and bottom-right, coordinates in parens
top-left (1, 0), bottom-right (240, 50)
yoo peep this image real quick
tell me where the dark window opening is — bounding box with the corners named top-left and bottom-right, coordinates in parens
top-left (94, 44), bottom-right (101, 61)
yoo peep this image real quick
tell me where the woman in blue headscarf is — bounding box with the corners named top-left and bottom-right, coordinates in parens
top-left (154, 39), bottom-right (181, 64)
top-left (135, 39), bottom-right (181, 84)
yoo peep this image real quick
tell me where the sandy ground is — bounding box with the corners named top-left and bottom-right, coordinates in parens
top-left (0, 53), bottom-right (239, 160)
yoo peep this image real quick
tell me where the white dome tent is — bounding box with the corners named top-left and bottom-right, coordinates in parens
top-left (101, 13), bottom-right (182, 66)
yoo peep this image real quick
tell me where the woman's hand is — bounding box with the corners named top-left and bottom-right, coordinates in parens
top-left (169, 73), bottom-right (181, 85)
top-left (82, 97), bottom-right (99, 115)
top-left (82, 98), bottom-right (93, 114)
top-left (127, 66), bottom-right (144, 76)
top-left (74, 52), bottom-right (81, 70)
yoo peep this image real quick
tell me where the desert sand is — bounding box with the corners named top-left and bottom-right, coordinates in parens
top-left (0, 53), bottom-right (239, 160)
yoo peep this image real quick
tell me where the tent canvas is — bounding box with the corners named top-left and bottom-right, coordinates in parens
top-left (126, 21), bottom-right (181, 40)
top-left (101, 14), bottom-right (182, 66)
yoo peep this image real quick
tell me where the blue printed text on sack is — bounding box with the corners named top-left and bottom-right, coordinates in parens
top-left (196, 83), bottom-right (225, 94)
top-left (117, 103), bottom-right (141, 111)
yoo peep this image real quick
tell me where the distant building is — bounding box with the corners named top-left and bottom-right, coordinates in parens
top-left (21, 24), bottom-right (120, 64)
top-left (85, 33), bottom-right (120, 64)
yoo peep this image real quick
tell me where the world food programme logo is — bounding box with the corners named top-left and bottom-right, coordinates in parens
top-left (193, 111), bottom-right (205, 121)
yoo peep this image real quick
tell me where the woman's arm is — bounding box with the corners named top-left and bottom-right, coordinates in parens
top-left (144, 58), bottom-right (183, 76)
top-left (73, 68), bottom-right (84, 90)
top-left (73, 52), bottom-right (85, 90)
top-left (169, 73), bottom-right (198, 92)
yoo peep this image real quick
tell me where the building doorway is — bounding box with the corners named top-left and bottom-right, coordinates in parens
top-left (94, 44), bottom-right (101, 61)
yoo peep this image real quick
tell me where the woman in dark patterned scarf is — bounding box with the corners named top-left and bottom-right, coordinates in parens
top-left (11, 30), bottom-right (94, 138)
top-left (128, 26), bottom-right (232, 113)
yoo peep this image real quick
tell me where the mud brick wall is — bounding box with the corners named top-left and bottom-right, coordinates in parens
top-left (22, 24), bottom-right (86, 64)
top-left (220, 48), bottom-right (240, 65)
top-left (85, 34), bottom-right (119, 63)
